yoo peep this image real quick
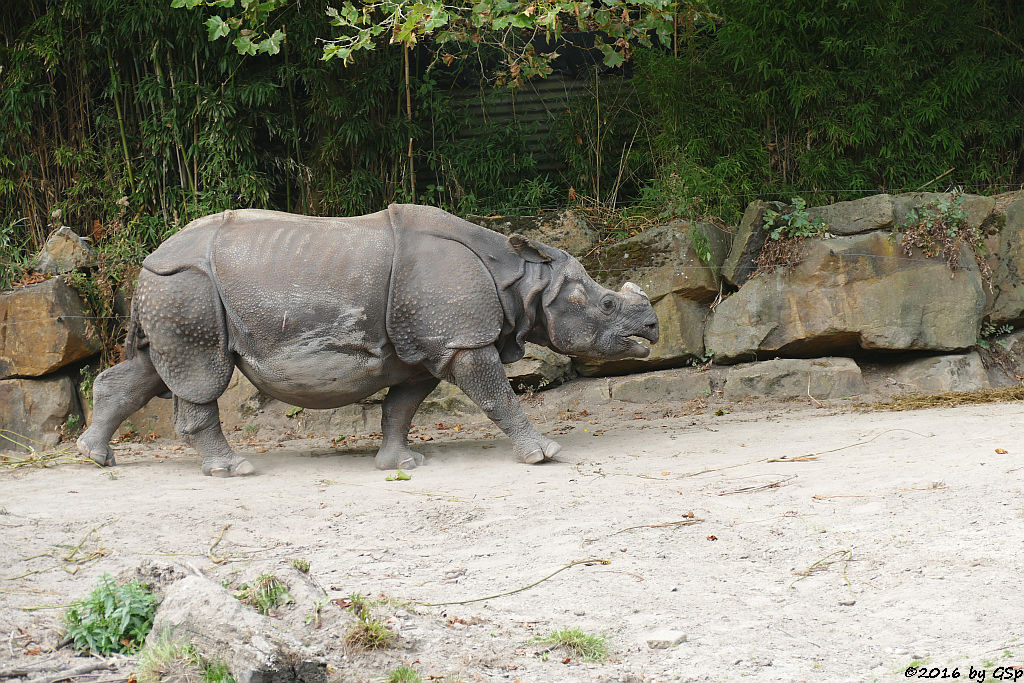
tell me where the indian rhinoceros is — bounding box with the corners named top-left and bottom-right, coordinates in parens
top-left (77, 204), bottom-right (659, 476)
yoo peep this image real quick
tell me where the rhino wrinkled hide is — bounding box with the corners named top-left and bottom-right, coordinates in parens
top-left (78, 205), bottom-right (659, 476)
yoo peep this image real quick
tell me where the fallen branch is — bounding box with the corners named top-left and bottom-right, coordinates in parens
top-left (718, 475), bottom-right (797, 495)
top-left (25, 661), bottom-right (115, 683)
top-left (582, 517), bottom-right (705, 545)
top-left (412, 558), bottom-right (610, 607)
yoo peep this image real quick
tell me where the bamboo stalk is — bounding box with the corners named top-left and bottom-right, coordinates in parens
top-left (404, 42), bottom-right (415, 202)
top-left (106, 47), bottom-right (134, 188)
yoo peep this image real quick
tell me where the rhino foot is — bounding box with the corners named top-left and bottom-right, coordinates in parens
top-left (202, 455), bottom-right (255, 478)
top-left (516, 439), bottom-right (561, 465)
top-left (375, 445), bottom-right (426, 471)
top-left (77, 435), bottom-right (116, 467)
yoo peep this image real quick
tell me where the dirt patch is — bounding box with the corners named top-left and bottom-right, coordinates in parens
top-left (2, 397), bottom-right (1023, 681)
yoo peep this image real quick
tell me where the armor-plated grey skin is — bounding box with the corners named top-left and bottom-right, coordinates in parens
top-left (77, 205), bottom-right (659, 477)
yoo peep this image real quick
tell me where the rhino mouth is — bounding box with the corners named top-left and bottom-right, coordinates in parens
top-left (624, 335), bottom-right (652, 358)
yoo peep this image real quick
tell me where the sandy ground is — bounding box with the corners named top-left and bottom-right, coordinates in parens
top-left (2, 395), bottom-right (1024, 682)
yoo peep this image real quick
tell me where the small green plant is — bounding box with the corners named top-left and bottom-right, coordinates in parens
top-left (690, 348), bottom-right (714, 368)
top-left (242, 424), bottom-right (259, 438)
top-left (234, 573), bottom-right (292, 615)
top-left (343, 593), bottom-right (396, 651)
top-left (763, 197), bottom-right (828, 240)
top-left (978, 322), bottom-right (1014, 349)
top-left (385, 469), bottom-right (412, 481)
top-left (386, 665), bottom-right (423, 683)
top-left (892, 191), bottom-right (991, 283)
top-left (304, 597), bottom-right (329, 628)
top-left (62, 413), bottom-right (83, 437)
top-left (64, 574), bottom-right (157, 655)
top-left (689, 224), bottom-right (712, 264)
top-left (290, 558), bottom-right (310, 573)
top-left (535, 627), bottom-right (609, 663)
top-left (137, 635), bottom-right (236, 683)
top-left (285, 406), bottom-right (304, 418)
top-left (78, 366), bottom-right (98, 407)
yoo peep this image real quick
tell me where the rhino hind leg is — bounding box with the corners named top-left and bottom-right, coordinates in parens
top-left (174, 397), bottom-right (253, 477)
top-left (446, 346), bottom-right (561, 465)
top-left (77, 346), bottom-right (168, 466)
top-left (374, 377), bottom-right (441, 470)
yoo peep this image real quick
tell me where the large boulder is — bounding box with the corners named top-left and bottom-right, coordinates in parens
top-left (705, 231), bottom-right (985, 362)
top-left (889, 352), bottom-right (990, 394)
top-left (0, 374), bottom-right (82, 450)
top-left (807, 194), bottom-right (895, 235)
top-left (506, 343), bottom-right (574, 392)
top-left (34, 227), bottom-right (97, 274)
top-left (147, 574), bottom-right (326, 683)
top-left (723, 357), bottom-right (865, 400)
top-left (469, 210), bottom-right (598, 256)
top-left (582, 220), bottom-right (731, 303)
top-left (983, 191), bottom-right (1024, 325)
top-left (609, 368), bottom-right (713, 404)
top-left (721, 200), bottom-right (786, 287)
top-left (0, 276), bottom-right (102, 378)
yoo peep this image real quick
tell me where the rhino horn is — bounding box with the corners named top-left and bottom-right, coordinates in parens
top-left (620, 281), bottom-right (648, 299)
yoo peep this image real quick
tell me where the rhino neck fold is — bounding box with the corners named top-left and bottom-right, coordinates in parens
top-left (498, 260), bottom-right (555, 362)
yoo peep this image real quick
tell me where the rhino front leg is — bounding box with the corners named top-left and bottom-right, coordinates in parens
top-left (446, 346), bottom-right (560, 464)
top-left (173, 397), bottom-right (254, 477)
top-left (374, 377), bottom-right (441, 470)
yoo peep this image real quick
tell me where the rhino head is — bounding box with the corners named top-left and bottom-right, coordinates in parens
top-left (510, 235), bottom-right (660, 360)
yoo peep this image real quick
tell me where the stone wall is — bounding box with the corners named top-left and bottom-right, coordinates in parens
top-left (4, 194), bottom-right (1024, 452)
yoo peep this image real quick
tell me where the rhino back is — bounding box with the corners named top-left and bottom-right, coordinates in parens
top-left (209, 209), bottom-right (393, 355)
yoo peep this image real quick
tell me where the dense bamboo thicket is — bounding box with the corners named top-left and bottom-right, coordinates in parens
top-left (1, 0), bottom-right (1022, 283)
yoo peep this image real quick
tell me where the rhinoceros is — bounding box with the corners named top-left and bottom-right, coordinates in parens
top-left (77, 204), bottom-right (659, 476)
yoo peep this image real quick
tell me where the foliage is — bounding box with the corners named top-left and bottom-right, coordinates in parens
top-left (64, 574), bottom-right (157, 655)
top-left (763, 198), bottom-right (827, 241)
top-left (535, 627), bottom-right (609, 663)
top-left (386, 665), bottom-right (423, 683)
top-left (234, 573), bottom-right (292, 615)
top-left (689, 224), bottom-right (712, 263)
top-left (343, 593), bottom-right (396, 650)
top-left (978, 322), bottom-right (1013, 350)
top-left (891, 192), bottom-right (991, 283)
top-left (137, 634), bottom-right (237, 683)
top-left (290, 558), bottom-right (310, 573)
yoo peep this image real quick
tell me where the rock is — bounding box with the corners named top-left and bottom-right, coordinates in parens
top-left (721, 200), bottom-right (786, 287)
top-left (983, 195), bottom-right (1024, 325)
top-left (582, 220), bottom-right (731, 303)
top-left (542, 377), bottom-right (612, 413)
top-left (34, 227), bottom-right (97, 274)
top-left (469, 210), bottom-right (597, 256)
top-left (610, 368), bottom-right (711, 404)
top-left (889, 352), bottom-right (990, 394)
top-left (0, 277), bottom-right (102, 378)
top-left (575, 294), bottom-right (707, 376)
top-left (705, 232), bottom-right (985, 362)
top-left (723, 358), bottom-right (865, 400)
top-left (147, 574), bottom-right (326, 683)
top-left (807, 194), bottom-right (895, 235)
top-left (893, 192), bottom-right (995, 231)
top-left (644, 630), bottom-right (687, 649)
top-left (506, 343), bottom-right (574, 392)
top-left (0, 374), bottom-right (82, 450)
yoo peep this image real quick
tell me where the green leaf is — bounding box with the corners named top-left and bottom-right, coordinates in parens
top-left (233, 35), bottom-right (258, 55)
top-left (598, 42), bottom-right (625, 68)
top-left (258, 29), bottom-right (285, 55)
top-left (205, 15), bottom-right (231, 41)
top-left (385, 469), bottom-right (412, 481)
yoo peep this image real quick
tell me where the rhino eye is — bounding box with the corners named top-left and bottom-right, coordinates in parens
top-left (600, 295), bottom-right (616, 314)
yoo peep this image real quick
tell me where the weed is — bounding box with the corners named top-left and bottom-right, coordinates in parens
top-left (64, 574), bottom-right (157, 655)
top-left (977, 322), bottom-right (1013, 349)
top-left (305, 598), bottom-right (329, 629)
top-left (535, 627), bottom-right (609, 663)
top-left (61, 413), bottom-right (82, 438)
top-left (386, 665), bottom-right (423, 683)
top-left (78, 366), bottom-right (98, 407)
top-left (242, 424), bottom-right (259, 438)
top-left (690, 349), bottom-right (714, 369)
top-left (290, 558), bottom-right (310, 573)
top-left (137, 633), bottom-right (236, 683)
top-left (342, 593), bottom-right (396, 651)
top-left (689, 224), bottom-right (712, 264)
top-left (891, 191), bottom-right (991, 284)
top-left (763, 198), bottom-right (828, 241)
top-left (234, 573), bottom-right (292, 615)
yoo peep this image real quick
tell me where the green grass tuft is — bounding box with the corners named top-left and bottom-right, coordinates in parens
top-left (536, 627), bottom-right (609, 663)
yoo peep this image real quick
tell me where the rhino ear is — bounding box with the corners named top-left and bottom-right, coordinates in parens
top-left (507, 233), bottom-right (552, 263)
